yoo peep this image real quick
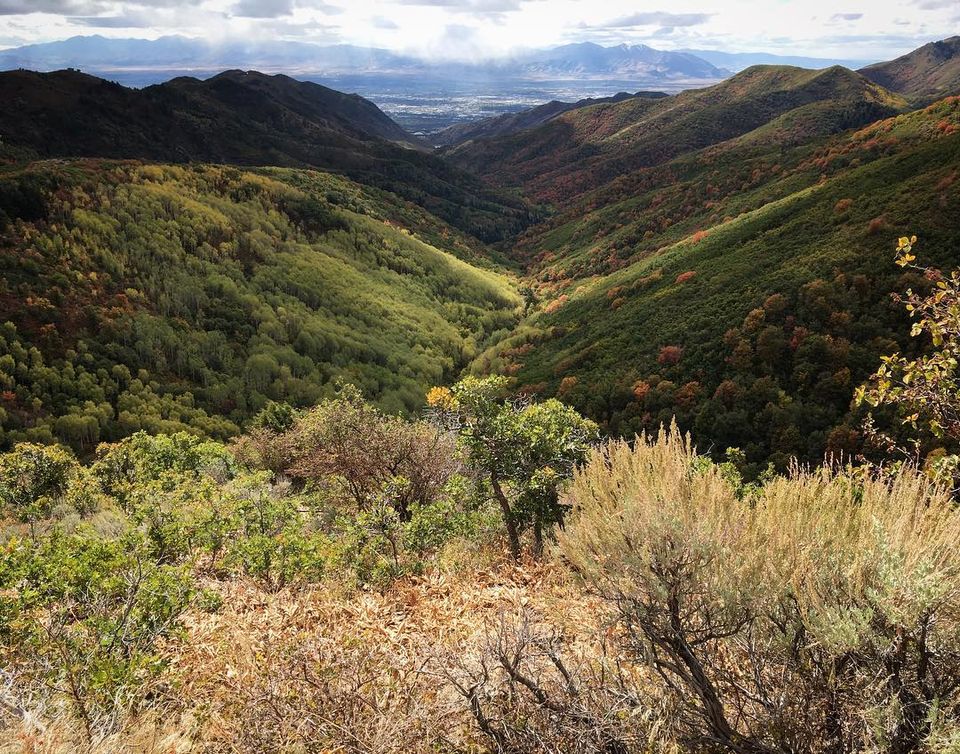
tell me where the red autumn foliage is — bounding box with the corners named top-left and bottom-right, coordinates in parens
top-left (658, 346), bottom-right (683, 366)
top-left (632, 380), bottom-right (651, 402)
top-left (557, 375), bottom-right (579, 396)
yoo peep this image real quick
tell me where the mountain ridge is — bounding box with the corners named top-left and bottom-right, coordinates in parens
top-left (430, 91), bottom-right (669, 148)
top-left (444, 63), bottom-right (907, 205)
top-left (0, 35), bottom-right (727, 83)
top-left (0, 67), bottom-right (534, 242)
top-left (860, 36), bottom-right (960, 100)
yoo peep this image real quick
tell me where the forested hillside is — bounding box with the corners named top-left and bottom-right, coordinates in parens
top-left (6, 34), bottom-right (960, 754)
top-left (445, 65), bottom-right (907, 204)
top-left (0, 69), bottom-right (535, 242)
top-left (0, 161), bottom-right (520, 451)
top-left (472, 95), bottom-right (960, 475)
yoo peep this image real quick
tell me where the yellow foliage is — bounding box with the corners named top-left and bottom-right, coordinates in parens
top-left (425, 385), bottom-right (458, 412)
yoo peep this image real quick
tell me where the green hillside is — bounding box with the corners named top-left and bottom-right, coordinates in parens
top-left (0, 160), bottom-right (521, 451)
top-left (1, 57), bottom-right (958, 476)
top-left (0, 69), bottom-right (536, 243)
top-left (446, 65), bottom-right (907, 206)
top-left (861, 36), bottom-right (960, 101)
top-left (472, 96), bottom-right (960, 475)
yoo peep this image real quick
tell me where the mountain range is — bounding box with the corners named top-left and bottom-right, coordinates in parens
top-left (442, 65), bottom-right (908, 202)
top-left (0, 36), bottom-right (728, 83)
top-left (1, 35), bottom-right (960, 472)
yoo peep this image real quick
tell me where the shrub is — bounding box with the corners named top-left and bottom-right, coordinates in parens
top-left (0, 529), bottom-right (195, 741)
top-left (224, 484), bottom-right (327, 590)
top-left (430, 376), bottom-right (598, 560)
top-left (286, 384), bottom-right (458, 520)
top-left (250, 400), bottom-right (297, 433)
top-left (93, 432), bottom-right (233, 511)
top-left (0, 443), bottom-right (78, 522)
top-left (558, 427), bottom-right (960, 752)
top-left (441, 607), bottom-right (670, 753)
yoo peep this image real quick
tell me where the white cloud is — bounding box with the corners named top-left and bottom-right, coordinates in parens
top-left (598, 12), bottom-right (713, 29)
top-left (0, 0), bottom-right (107, 14)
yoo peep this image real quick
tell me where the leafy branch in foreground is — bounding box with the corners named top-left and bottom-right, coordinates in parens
top-left (856, 236), bottom-right (960, 480)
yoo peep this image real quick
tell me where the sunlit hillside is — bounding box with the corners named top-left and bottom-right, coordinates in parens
top-left (0, 161), bottom-right (520, 451)
top-left (469, 95), bottom-right (960, 475)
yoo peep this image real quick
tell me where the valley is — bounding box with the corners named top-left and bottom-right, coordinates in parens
top-left (3, 25), bottom-right (960, 754)
top-left (2, 42), bottom-right (960, 473)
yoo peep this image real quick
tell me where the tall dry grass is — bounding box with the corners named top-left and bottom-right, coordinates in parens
top-left (8, 428), bottom-right (960, 753)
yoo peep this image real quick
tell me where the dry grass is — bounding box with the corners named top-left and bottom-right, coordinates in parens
top-left (3, 560), bottom-right (630, 753)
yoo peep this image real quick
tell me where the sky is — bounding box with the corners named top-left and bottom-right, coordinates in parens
top-left (0, 0), bottom-right (958, 60)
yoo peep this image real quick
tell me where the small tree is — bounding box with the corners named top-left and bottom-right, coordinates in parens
top-left (287, 384), bottom-right (457, 520)
top-left (429, 376), bottom-right (597, 560)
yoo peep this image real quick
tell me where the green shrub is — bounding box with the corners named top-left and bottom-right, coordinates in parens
top-left (0, 528), bottom-right (195, 739)
top-left (93, 431), bottom-right (233, 511)
top-left (223, 483), bottom-right (327, 590)
top-left (0, 443), bottom-right (79, 522)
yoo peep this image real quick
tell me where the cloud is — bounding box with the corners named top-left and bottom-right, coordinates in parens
top-left (371, 15), bottom-right (398, 29)
top-left (913, 0), bottom-right (956, 8)
top-left (831, 12), bottom-right (863, 21)
top-left (254, 17), bottom-right (340, 39)
top-left (0, 0), bottom-right (105, 14)
top-left (397, 0), bottom-right (522, 13)
top-left (819, 32), bottom-right (938, 46)
top-left (600, 11), bottom-right (713, 29)
top-left (70, 13), bottom-right (153, 26)
top-left (231, 0), bottom-right (294, 18)
top-left (296, 0), bottom-right (343, 12)
top-left (651, 26), bottom-right (676, 37)
top-left (419, 21), bottom-right (494, 58)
